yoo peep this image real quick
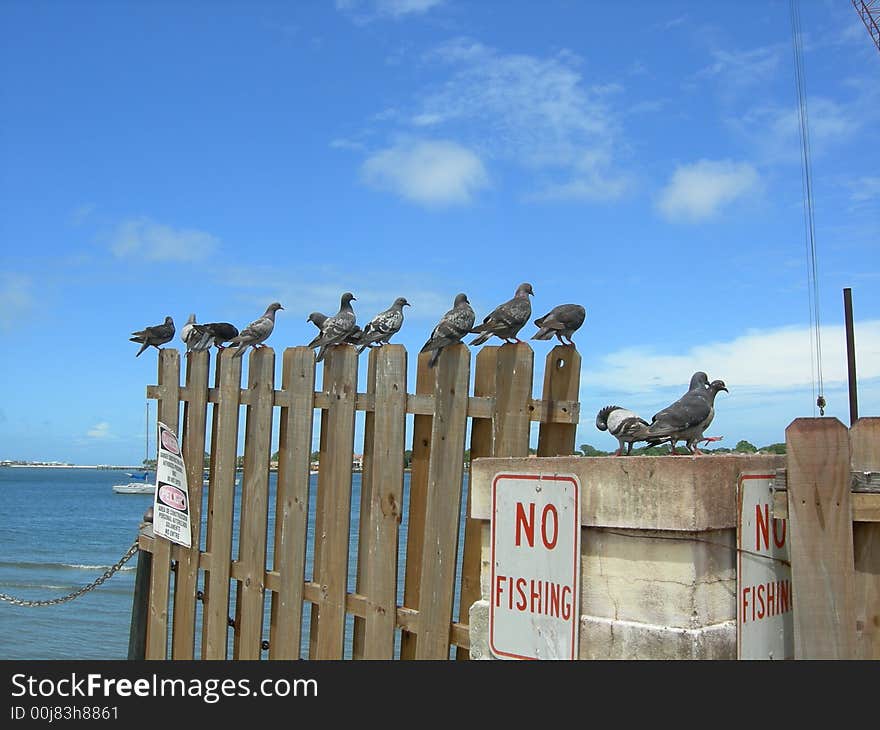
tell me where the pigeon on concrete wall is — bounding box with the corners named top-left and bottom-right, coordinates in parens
top-left (355, 297), bottom-right (410, 354)
top-left (229, 302), bottom-right (284, 358)
top-left (469, 282), bottom-right (534, 346)
top-left (130, 316), bottom-right (175, 357)
top-left (595, 405), bottom-right (651, 456)
top-left (191, 322), bottom-right (240, 350)
top-left (531, 303), bottom-right (586, 346)
top-left (308, 292), bottom-right (358, 363)
top-left (643, 377), bottom-right (729, 455)
top-left (420, 293), bottom-right (476, 368)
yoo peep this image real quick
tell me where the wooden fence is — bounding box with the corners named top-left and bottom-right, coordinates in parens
top-left (773, 416), bottom-right (880, 659)
top-left (134, 341), bottom-right (581, 660)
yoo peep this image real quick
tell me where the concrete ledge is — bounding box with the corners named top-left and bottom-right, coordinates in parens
top-left (470, 454), bottom-right (784, 531)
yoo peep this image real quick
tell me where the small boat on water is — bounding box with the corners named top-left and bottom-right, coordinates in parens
top-left (112, 481), bottom-right (155, 495)
top-left (112, 403), bottom-right (155, 495)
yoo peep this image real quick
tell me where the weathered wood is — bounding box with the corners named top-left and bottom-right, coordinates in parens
top-left (200, 349), bottom-right (242, 659)
top-left (351, 350), bottom-right (379, 659)
top-left (232, 347), bottom-right (275, 659)
top-left (170, 349), bottom-right (209, 659)
top-left (399, 349), bottom-right (437, 659)
top-left (456, 347), bottom-right (497, 659)
top-left (362, 346), bottom-right (407, 658)
top-left (537, 345), bottom-right (581, 457)
top-left (774, 489), bottom-right (880, 522)
top-left (786, 417), bottom-right (857, 659)
top-left (310, 344), bottom-right (358, 659)
top-left (145, 348), bottom-right (180, 659)
top-left (415, 344), bottom-right (470, 659)
top-left (493, 343), bottom-right (534, 457)
top-left (269, 347), bottom-right (316, 659)
top-left (851, 417), bottom-right (880, 660)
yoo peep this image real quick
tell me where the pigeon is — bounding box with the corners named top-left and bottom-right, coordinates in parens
top-left (595, 405), bottom-right (651, 456)
top-left (130, 316), bottom-right (175, 357)
top-left (643, 377), bottom-right (729, 455)
top-left (355, 297), bottom-right (410, 354)
top-left (180, 314), bottom-right (201, 352)
top-left (531, 303), bottom-right (586, 346)
top-left (469, 282), bottom-right (534, 346)
top-left (307, 292), bottom-right (358, 363)
top-left (420, 293), bottom-right (476, 368)
top-left (191, 322), bottom-right (240, 350)
top-left (228, 302), bottom-right (284, 358)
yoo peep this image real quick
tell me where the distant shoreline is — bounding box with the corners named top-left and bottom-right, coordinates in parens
top-left (1, 464), bottom-right (144, 470)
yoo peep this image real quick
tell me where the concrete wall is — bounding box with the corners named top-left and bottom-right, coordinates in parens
top-left (468, 454), bottom-right (785, 660)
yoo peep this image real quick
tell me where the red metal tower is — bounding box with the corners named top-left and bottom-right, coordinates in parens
top-left (853, 0), bottom-right (880, 53)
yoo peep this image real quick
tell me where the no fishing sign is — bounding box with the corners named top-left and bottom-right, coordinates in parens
top-left (152, 421), bottom-right (192, 548)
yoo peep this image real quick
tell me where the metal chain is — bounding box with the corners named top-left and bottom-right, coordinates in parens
top-left (0, 539), bottom-right (140, 608)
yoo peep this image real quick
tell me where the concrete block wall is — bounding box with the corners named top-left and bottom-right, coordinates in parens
top-left (468, 453), bottom-right (785, 660)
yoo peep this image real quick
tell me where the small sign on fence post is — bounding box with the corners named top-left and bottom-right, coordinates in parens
top-left (489, 472), bottom-right (581, 660)
top-left (152, 421), bottom-right (192, 548)
top-left (737, 472), bottom-right (793, 660)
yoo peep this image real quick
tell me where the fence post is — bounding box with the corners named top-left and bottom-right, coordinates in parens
top-left (310, 344), bottom-right (358, 659)
top-left (200, 349), bottom-right (243, 659)
top-left (232, 347), bottom-right (275, 659)
top-left (145, 348), bottom-right (180, 659)
top-left (537, 345), bottom-right (581, 456)
top-left (786, 417), bottom-right (857, 659)
top-left (399, 349), bottom-right (437, 659)
top-left (170, 348), bottom-right (209, 659)
top-left (128, 508), bottom-right (154, 660)
top-left (850, 417), bottom-right (880, 659)
top-left (414, 343), bottom-right (471, 659)
top-left (269, 347), bottom-right (316, 659)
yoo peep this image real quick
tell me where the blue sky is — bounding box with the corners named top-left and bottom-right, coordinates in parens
top-left (1, 0), bottom-right (877, 465)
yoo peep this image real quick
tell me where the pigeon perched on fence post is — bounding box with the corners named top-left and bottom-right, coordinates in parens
top-left (307, 292), bottom-right (358, 363)
top-left (469, 282), bottom-right (534, 346)
top-left (130, 316), bottom-right (175, 357)
top-left (181, 313), bottom-right (201, 352)
top-left (420, 293), bottom-right (476, 368)
top-left (228, 302), bottom-right (284, 358)
top-left (531, 303), bottom-right (586, 347)
top-left (643, 376), bottom-right (729, 455)
top-left (355, 297), bottom-right (410, 354)
top-left (191, 322), bottom-right (240, 351)
top-left (595, 405), bottom-right (651, 456)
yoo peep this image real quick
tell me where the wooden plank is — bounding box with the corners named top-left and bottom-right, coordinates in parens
top-left (200, 349), bottom-right (243, 659)
top-left (351, 349), bottom-right (379, 659)
top-left (268, 347), bottom-right (316, 659)
top-left (774, 489), bottom-right (880, 522)
top-left (399, 349), bottom-right (437, 659)
top-left (785, 417), bottom-right (857, 659)
top-left (851, 417), bottom-right (880, 660)
top-left (231, 347), bottom-right (275, 659)
top-left (310, 344), bottom-right (358, 659)
top-left (537, 345), bottom-right (581, 456)
top-left (456, 346), bottom-right (497, 659)
top-left (170, 349), bottom-right (209, 659)
top-left (493, 343), bottom-right (534, 457)
top-left (145, 348), bottom-right (180, 659)
top-left (415, 344), bottom-right (470, 659)
top-left (362, 346), bottom-right (407, 658)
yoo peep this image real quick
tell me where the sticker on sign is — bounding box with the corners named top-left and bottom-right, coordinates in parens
top-left (489, 472), bottom-right (581, 660)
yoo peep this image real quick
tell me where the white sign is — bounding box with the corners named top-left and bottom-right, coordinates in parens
top-left (489, 472), bottom-right (581, 660)
top-left (737, 473), bottom-right (793, 660)
top-left (152, 421), bottom-right (192, 548)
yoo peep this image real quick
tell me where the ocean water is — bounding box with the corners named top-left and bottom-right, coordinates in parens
top-left (0, 467), bottom-right (466, 660)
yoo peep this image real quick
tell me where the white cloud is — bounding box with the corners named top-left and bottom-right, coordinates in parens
top-left (361, 38), bottom-right (630, 202)
top-left (0, 273), bottom-right (32, 331)
top-left (86, 422), bottom-right (112, 440)
top-left (336, 0), bottom-right (443, 22)
top-left (109, 217), bottom-right (219, 262)
top-left (583, 320), bottom-right (880, 394)
top-left (361, 138), bottom-right (489, 206)
top-left (656, 159), bottom-right (760, 222)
